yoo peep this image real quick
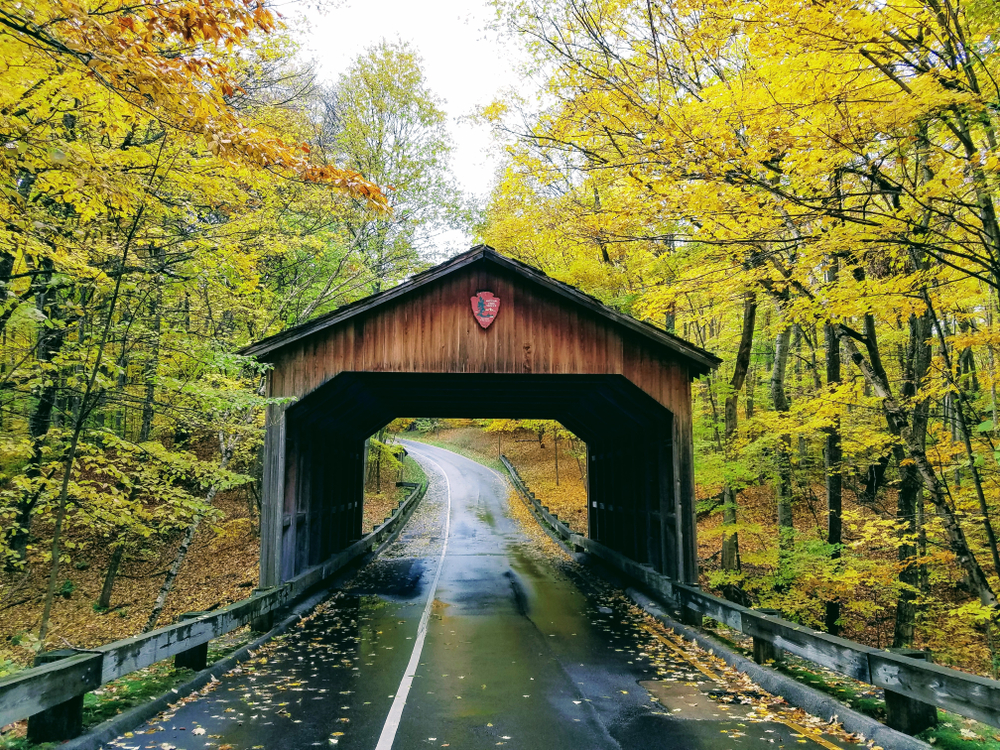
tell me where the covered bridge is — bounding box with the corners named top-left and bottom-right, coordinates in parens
top-left (244, 246), bottom-right (720, 589)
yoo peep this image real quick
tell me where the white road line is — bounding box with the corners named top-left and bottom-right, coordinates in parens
top-left (374, 450), bottom-right (452, 750)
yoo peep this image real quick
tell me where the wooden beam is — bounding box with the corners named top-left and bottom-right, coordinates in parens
top-left (258, 404), bottom-right (286, 588)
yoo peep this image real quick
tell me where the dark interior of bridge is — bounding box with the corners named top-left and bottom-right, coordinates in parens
top-left (278, 372), bottom-right (679, 585)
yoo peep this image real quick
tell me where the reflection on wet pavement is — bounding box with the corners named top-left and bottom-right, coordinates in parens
top-left (107, 442), bottom-right (858, 750)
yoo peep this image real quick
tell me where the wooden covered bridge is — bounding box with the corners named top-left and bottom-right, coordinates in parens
top-left (244, 246), bottom-right (720, 588)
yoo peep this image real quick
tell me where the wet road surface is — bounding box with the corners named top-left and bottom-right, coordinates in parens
top-left (108, 442), bottom-right (856, 750)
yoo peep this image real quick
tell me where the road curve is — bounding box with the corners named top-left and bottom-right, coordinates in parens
top-left (105, 441), bottom-right (854, 750)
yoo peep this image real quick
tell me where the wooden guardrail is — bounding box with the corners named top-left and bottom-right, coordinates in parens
top-left (500, 455), bottom-right (1000, 734)
top-left (0, 480), bottom-right (426, 735)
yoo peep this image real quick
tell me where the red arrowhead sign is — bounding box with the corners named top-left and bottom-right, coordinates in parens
top-left (471, 291), bottom-right (500, 329)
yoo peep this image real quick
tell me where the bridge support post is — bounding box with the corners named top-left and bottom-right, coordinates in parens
top-left (27, 650), bottom-right (84, 743)
top-left (885, 649), bottom-right (937, 735)
top-left (751, 609), bottom-right (784, 666)
top-left (259, 404), bottom-right (286, 589)
top-left (174, 612), bottom-right (211, 671)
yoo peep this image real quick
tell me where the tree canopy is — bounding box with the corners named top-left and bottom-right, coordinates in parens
top-left (321, 40), bottom-right (466, 292)
top-left (0, 2), bottom-right (464, 644)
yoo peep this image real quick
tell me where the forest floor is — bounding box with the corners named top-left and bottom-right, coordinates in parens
top-left (0, 486), bottom-right (261, 671)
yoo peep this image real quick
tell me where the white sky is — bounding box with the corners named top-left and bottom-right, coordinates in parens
top-left (295, 0), bottom-right (528, 251)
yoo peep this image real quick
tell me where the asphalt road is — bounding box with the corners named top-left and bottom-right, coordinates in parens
top-left (107, 442), bottom-right (854, 750)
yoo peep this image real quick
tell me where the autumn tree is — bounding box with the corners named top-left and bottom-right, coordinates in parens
top-left (317, 40), bottom-right (467, 294)
top-left (481, 0), bottom-right (1000, 671)
top-left (0, 0), bottom-right (390, 643)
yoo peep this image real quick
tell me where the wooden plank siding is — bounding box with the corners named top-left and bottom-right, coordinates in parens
top-left (265, 264), bottom-right (697, 418)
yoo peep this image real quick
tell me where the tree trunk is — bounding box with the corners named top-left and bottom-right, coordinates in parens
top-left (989, 338), bottom-right (998, 436)
top-left (927, 296), bottom-right (1000, 576)
top-left (893, 445), bottom-right (923, 648)
top-left (838, 330), bottom-right (999, 611)
top-left (9, 261), bottom-right (70, 564)
top-left (99, 546), bottom-right (125, 610)
top-left (0, 250), bottom-right (19, 339)
top-left (824, 322), bottom-right (843, 635)
top-left (721, 294), bottom-right (757, 592)
top-left (139, 248), bottom-right (165, 442)
top-left (771, 325), bottom-right (794, 556)
top-left (885, 311), bottom-right (932, 647)
top-left (553, 432), bottom-right (560, 485)
top-left (593, 186), bottom-right (611, 264)
top-left (791, 325), bottom-right (806, 461)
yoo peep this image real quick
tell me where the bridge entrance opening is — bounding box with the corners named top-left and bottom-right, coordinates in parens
top-left (281, 373), bottom-right (674, 581)
top-left (244, 246), bottom-right (719, 591)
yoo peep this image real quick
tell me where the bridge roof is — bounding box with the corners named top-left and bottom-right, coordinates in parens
top-left (244, 245), bottom-right (720, 375)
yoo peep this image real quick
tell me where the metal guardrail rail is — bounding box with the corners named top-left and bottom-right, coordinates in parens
top-left (0, 481), bottom-right (426, 731)
top-left (499, 455), bottom-right (1000, 732)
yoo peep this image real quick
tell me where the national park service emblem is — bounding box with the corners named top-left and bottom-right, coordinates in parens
top-left (471, 291), bottom-right (500, 329)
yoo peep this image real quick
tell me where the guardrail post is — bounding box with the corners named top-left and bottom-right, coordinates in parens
top-left (26, 650), bottom-right (85, 743)
top-left (679, 606), bottom-right (702, 626)
top-left (251, 611), bottom-right (275, 632)
top-left (251, 587), bottom-right (276, 632)
top-left (677, 591), bottom-right (702, 627)
top-left (885, 648), bottom-right (938, 735)
top-left (174, 612), bottom-right (211, 671)
top-left (752, 609), bottom-right (783, 666)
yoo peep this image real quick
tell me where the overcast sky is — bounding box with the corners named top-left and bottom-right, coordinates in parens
top-left (294, 0), bottom-right (528, 250)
